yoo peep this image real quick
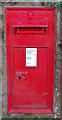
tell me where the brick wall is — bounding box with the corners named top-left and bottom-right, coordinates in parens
top-left (0, 1), bottom-right (61, 119)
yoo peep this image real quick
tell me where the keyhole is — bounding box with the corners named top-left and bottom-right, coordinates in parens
top-left (18, 76), bottom-right (21, 80)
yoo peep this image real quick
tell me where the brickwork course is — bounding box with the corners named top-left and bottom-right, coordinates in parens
top-left (0, 1), bottom-right (62, 119)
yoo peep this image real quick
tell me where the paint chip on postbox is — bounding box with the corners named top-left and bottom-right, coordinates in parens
top-left (26, 48), bottom-right (37, 66)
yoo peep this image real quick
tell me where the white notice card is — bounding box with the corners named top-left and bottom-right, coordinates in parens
top-left (26, 48), bottom-right (37, 66)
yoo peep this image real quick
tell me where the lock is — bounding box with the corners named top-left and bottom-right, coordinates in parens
top-left (18, 74), bottom-right (25, 80)
top-left (16, 71), bottom-right (27, 80)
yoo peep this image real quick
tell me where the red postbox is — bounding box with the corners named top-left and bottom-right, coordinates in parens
top-left (5, 7), bottom-right (55, 113)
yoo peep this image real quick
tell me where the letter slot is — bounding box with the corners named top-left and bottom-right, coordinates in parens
top-left (13, 25), bottom-right (48, 34)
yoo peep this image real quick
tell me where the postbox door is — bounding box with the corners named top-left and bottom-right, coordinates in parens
top-left (13, 47), bottom-right (48, 108)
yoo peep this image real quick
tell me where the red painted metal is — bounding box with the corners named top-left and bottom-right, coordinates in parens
top-left (5, 7), bottom-right (55, 113)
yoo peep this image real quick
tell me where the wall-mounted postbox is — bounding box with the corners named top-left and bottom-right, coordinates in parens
top-left (5, 7), bottom-right (55, 113)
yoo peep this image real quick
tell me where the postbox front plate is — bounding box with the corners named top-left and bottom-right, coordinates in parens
top-left (5, 7), bottom-right (55, 113)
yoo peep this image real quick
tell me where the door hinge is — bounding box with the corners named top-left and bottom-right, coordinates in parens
top-left (13, 70), bottom-right (14, 74)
